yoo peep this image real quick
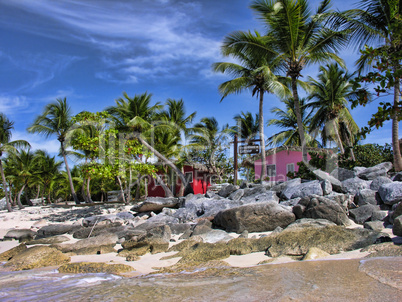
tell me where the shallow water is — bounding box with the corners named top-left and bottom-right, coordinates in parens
top-left (0, 257), bottom-right (401, 302)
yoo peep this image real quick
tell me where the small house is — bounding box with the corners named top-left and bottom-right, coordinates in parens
top-left (147, 164), bottom-right (213, 197)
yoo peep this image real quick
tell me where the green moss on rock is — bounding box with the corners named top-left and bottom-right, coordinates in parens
top-left (0, 243), bottom-right (27, 261)
top-left (58, 262), bottom-right (134, 275)
top-left (362, 242), bottom-right (402, 258)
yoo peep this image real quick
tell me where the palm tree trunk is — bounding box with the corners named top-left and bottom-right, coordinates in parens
top-left (127, 167), bottom-right (132, 202)
top-left (0, 159), bottom-right (12, 212)
top-left (135, 134), bottom-right (194, 195)
top-left (291, 77), bottom-right (308, 163)
top-left (116, 176), bottom-right (127, 203)
top-left (342, 123), bottom-right (356, 161)
top-left (35, 185), bottom-right (40, 199)
top-left (392, 79), bottom-right (402, 171)
top-left (155, 173), bottom-right (174, 197)
top-left (86, 177), bottom-right (93, 203)
top-left (259, 91), bottom-right (267, 181)
top-left (135, 173), bottom-right (142, 200)
top-left (178, 167), bottom-right (185, 197)
top-left (17, 184), bottom-right (25, 209)
top-left (332, 119), bottom-right (345, 154)
top-left (60, 141), bottom-right (80, 204)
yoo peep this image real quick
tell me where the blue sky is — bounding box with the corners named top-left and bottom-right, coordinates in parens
top-left (0, 0), bottom-right (395, 161)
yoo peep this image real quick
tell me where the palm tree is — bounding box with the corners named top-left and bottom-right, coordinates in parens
top-left (189, 117), bottom-right (230, 182)
top-left (107, 92), bottom-right (194, 195)
top-left (267, 98), bottom-right (319, 147)
top-left (231, 111), bottom-right (260, 141)
top-left (308, 63), bottom-right (359, 159)
top-left (27, 98), bottom-right (80, 204)
top-left (249, 0), bottom-right (348, 162)
top-left (331, 0), bottom-right (402, 170)
top-left (213, 30), bottom-right (288, 180)
top-left (0, 113), bottom-right (30, 212)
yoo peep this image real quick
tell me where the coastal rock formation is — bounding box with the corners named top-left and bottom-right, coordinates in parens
top-left (37, 224), bottom-right (81, 238)
top-left (4, 246), bottom-right (70, 271)
top-left (378, 182), bottom-right (402, 205)
top-left (0, 243), bottom-right (27, 261)
top-left (58, 262), bottom-right (134, 275)
top-left (213, 201), bottom-right (295, 233)
top-left (130, 197), bottom-right (179, 213)
top-left (357, 162), bottom-right (393, 180)
top-left (349, 204), bottom-right (381, 224)
top-left (342, 178), bottom-right (370, 195)
top-left (4, 229), bottom-right (36, 242)
top-left (53, 233), bottom-right (118, 255)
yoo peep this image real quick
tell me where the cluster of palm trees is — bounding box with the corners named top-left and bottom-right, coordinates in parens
top-left (214, 0), bottom-right (402, 176)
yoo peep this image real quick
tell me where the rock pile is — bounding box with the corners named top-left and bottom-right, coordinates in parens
top-left (1, 161), bottom-right (402, 273)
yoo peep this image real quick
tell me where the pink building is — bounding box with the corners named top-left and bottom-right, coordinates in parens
top-left (251, 146), bottom-right (322, 182)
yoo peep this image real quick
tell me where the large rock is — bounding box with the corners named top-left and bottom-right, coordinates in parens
top-left (228, 189), bottom-right (244, 201)
top-left (356, 189), bottom-right (378, 206)
top-left (392, 216), bottom-right (402, 236)
top-left (349, 204), bottom-right (380, 224)
top-left (313, 170), bottom-right (342, 192)
top-left (0, 243), bottom-right (27, 261)
top-left (378, 182), bottom-right (402, 205)
top-left (213, 202), bottom-right (295, 233)
top-left (58, 262), bottom-right (134, 274)
top-left (285, 218), bottom-right (337, 230)
top-left (282, 180), bottom-right (323, 200)
top-left (37, 224), bottom-right (81, 238)
top-left (217, 184), bottom-right (238, 198)
top-left (295, 196), bottom-right (350, 226)
top-left (0, 197), bottom-right (6, 211)
top-left (197, 229), bottom-right (234, 243)
top-left (392, 202), bottom-right (402, 219)
top-left (265, 226), bottom-right (382, 257)
top-left (54, 233), bottom-right (118, 254)
top-left (320, 179), bottom-right (332, 195)
top-left (4, 229), bottom-right (36, 241)
top-left (302, 247), bottom-right (330, 260)
top-left (130, 197), bottom-right (179, 213)
top-left (357, 162), bottom-right (393, 180)
top-left (341, 177), bottom-right (370, 195)
top-left (242, 185), bottom-right (267, 198)
top-left (4, 246), bottom-right (70, 271)
top-left (370, 176), bottom-right (392, 191)
top-left (330, 168), bottom-right (356, 181)
top-left (279, 179), bottom-right (302, 199)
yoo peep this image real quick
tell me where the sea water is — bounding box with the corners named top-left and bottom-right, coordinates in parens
top-left (0, 257), bottom-right (400, 302)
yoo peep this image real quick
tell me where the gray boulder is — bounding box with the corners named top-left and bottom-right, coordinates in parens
top-left (280, 197), bottom-right (301, 207)
top-left (55, 233), bottom-right (118, 254)
top-left (205, 191), bottom-right (216, 198)
top-left (349, 204), bottom-right (380, 224)
top-left (37, 224), bottom-right (81, 238)
top-left (341, 177), bottom-right (370, 195)
top-left (281, 180), bottom-right (323, 200)
top-left (130, 197), bottom-right (179, 213)
top-left (242, 185), bottom-right (267, 198)
top-left (217, 184), bottom-right (238, 198)
top-left (0, 197), bottom-right (7, 211)
top-left (392, 216), bottom-right (402, 236)
top-left (356, 189), bottom-right (378, 206)
top-left (392, 202), bottom-right (402, 219)
top-left (320, 179), bottom-right (332, 195)
top-left (285, 218), bottom-right (337, 230)
top-left (4, 229), bottom-right (36, 241)
top-left (296, 196), bottom-right (351, 226)
top-left (197, 230), bottom-right (234, 243)
top-left (378, 182), bottom-right (402, 205)
top-left (213, 201), bottom-right (295, 233)
top-left (172, 208), bottom-right (197, 223)
top-left (330, 167), bottom-right (356, 181)
top-left (363, 221), bottom-right (384, 232)
top-left (228, 189), bottom-right (244, 201)
top-left (168, 223), bottom-right (192, 235)
top-left (392, 172), bottom-right (402, 182)
top-left (370, 176), bottom-right (392, 191)
top-left (246, 191), bottom-right (279, 203)
top-left (357, 162), bottom-right (393, 180)
top-left (371, 210), bottom-right (389, 222)
top-left (313, 169), bottom-right (343, 192)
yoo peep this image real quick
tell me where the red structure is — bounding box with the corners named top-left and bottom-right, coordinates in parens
top-left (147, 164), bottom-right (212, 197)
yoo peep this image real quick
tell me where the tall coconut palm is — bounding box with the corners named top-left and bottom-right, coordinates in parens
top-left (231, 111), bottom-right (260, 141)
top-left (213, 30), bottom-right (289, 180)
top-left (0, 113), bottom-right (30, 212)
top-left (267, 98), bottom-right (319, 147)
top-left (308, 63), bottom-right (359, 159)
top-left (27, 98), bottom-right (80, 204)
top-left (189, 117), bottom-right (230, 182)
top-left (331, 0), bottom-right (402, 170)
top-left (249, 0), bottom-right (348, 162)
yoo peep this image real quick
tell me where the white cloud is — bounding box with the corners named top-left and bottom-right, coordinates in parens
top-left (11, 131), bottom-right (61, 155)
top-left (0, 95), bottom-right (29, 114)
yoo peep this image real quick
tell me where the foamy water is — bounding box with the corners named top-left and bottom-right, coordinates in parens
top-left (0, 257), bottom-right (401, 302)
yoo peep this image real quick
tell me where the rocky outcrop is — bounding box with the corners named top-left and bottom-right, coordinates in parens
top-left (130, 197), bottom-right (179, 213)
top-left (313, 170), bottom-right (342, 192)
top-left (0, 243), bottom-right (27, 261)
top-left (218, 184), bottom-right (238, 198)
top-left (58, 262), bottom-right (134, 275)
top-left (4, 229), bottom-right (36, 242)
top-left (4, 246), bottom-right (70, 271)
top-left (213, 202), bottom-right (295, 233)
top-left (54, 233), bottom-right (118, 255)
top-left (330, 168), bottom-right (355, 181)
top-left (378, 182), bottom-right (402, 205)
top-left (357, 162), bottom-right (393, 180)
top-left (392, 216), bottom-right (402, 236)
top-left (370, 176), bottom-right (393, 191)
top-left (281, 180), bottom-right (323, 200)
top-left (342, 177), bottom-right (370, 195)
top-left (355, 189), bottom-right (378, 206)
top-left (37, 224), bottom-right (81, 238)
top-left (349, 204), bottom-right (381, 224)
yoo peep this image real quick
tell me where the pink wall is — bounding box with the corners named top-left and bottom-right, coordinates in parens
top-left (254, 150), bottom-right (311, 182)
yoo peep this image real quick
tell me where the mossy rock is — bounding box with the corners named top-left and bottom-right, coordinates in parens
top-left (164, 242), bottom-right (230, 264)
top-left (4, 246), bottom-right (70, 271)
top-left (26, 235), bottom-right (70, 245)
top-left (118, 245), bottom-right (150, 257)
top-left (126, 254), bottom-right (140, 261)
top-left (226, 238), bottom-right (259, 255)
top-left (0, 243), bottom-right (27, 261)
top-left (168, 237), bottom-right (203, 252)
top-left (302, 247), bottom-right (330, 260)
top-left (58, 262), bottom-right (134, 275)
top-left (153, 260), bottom-right (231, 275)
top-left (362, 242), bottom-right (402, 258)
top-left (266, 226), bottom-right (380, 257)
top-left (62, 245), bottom-right (116, 256)
top-left (121, 238), bottom-right (169, 256)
